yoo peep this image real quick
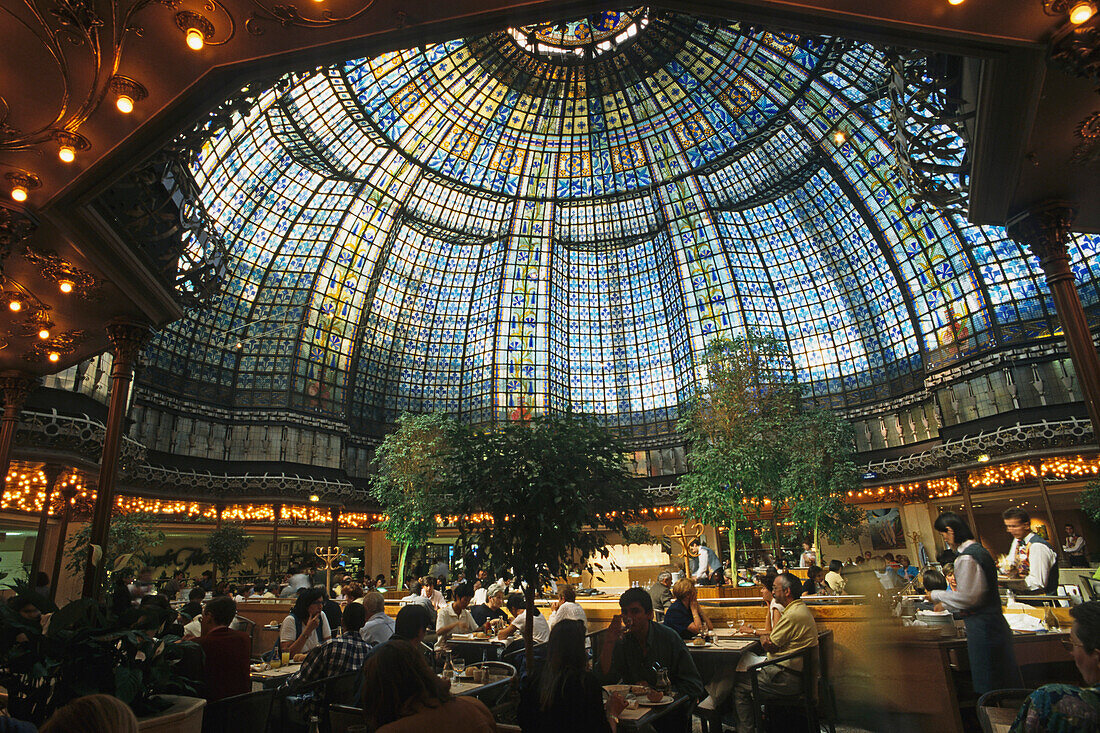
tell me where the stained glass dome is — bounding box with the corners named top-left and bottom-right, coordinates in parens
top-left (142, 10), bottom-right (1100, 444)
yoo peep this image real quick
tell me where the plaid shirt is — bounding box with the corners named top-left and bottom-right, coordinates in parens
top-left (290, 631), bottom-right (372, 685)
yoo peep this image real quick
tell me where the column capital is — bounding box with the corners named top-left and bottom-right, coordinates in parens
top-left (0, 370), bottom-right (39, 415)
top-left (1006, 202), bottom-right (1078, 267)
top-left (59, 484), bottom-right (78, 501)
top-left (105, 320), bottom-right (151, 369)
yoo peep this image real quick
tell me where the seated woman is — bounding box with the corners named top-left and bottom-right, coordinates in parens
top-left (1010, 601), bottom-right (1100, 732)
top-left (519, 619), bottom-right (626, 732)
top-left (361, 639), bottom-right (496, 732)
top-left (280, 587), bottom-right (332, 657)
top-left (663, 578), bottom-right (713, 639)
top-left (916, 569), bottom-right (949, 612)
top-left (825, 560), bottom-right (846, 595)
top-left (738, 572), bottom-right (782, 637)
top-left (803, 565), bottom-right (832, 595)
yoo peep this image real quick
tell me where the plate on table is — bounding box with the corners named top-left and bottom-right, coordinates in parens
top-left (603, 685), bottom-right (632, 695)
top-left (638, 695), bottom-right (675, 706)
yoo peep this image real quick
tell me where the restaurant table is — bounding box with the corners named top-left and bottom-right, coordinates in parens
top-left (445, 673), bottom-right (513, 698)
top-left (447, 633), bottom-right (511, 662)
top-left (604, 686), bottom-right (693, 732)
top-left (686, 631), bottom-right (761, 690)
top-left (250, 661), bottom-right (301, 691)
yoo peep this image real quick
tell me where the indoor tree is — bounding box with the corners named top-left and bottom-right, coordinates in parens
top-left (370, 412), bottom-right (457, 590)
top-left (677, 333), bottom-right (799, 578)
top-left (66, 514), bottom-right (165, 595)
top-left (450, 414), bottom-right (653, 670)
top-left (205, 523), bottom-right (252, 582)
top-left (781, 407), bottom-right (863, 564)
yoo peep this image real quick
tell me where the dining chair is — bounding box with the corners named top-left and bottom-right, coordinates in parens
top-left (816, 629), bottom-right (838, 733)
top-left (328, 704), bottom-right (365, 733)
top-left (201, 687), bottom-right (275, 733)
top-left (747, 645), bottom-right (819, 733)
top-left (975, 689), bottom-right (1034, 733)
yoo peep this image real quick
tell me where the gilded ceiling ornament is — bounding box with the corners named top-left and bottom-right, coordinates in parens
top-left (0, 207), bottom-right (37, 265)
top-left (1071, 111), bottom-right (1100, 167)
top-left (22, 329), bottom-right (87, 363)
top-left (244, 0), bottom-right (378, 35)
top-left (22, 247), bottom-right (100, 300)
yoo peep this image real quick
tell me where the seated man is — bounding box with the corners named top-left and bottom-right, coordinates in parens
top-left (400, 581), bottom-right (436, 626)
top-left (598, 587), bottom-right (704, 732)
top-left (497, 592), bottom-right (550, 645)
top-left (734, 572), bottom-right (818, 733)
top-left (469, 582), bottom-right (508, 629)
top-left (359, 591), bottom-right (395, 646)
top-left (179, 586), bottom-right (204, 621)
top-left (547, 584), bottom-right (587, 630)
top-left (1010, 601), bottom-right (1100, 732)
top-left (195, 596), bottom-right (251, 702)
top-left (648, 571), bottom-right (674, 614)
top-left (435, 582), bottom-right (478, 648)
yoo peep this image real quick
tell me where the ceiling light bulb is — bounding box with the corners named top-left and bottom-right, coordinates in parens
top-left (833, 130), bottom-right (846, 145)
top-left (186, 27), bottom-right (205, 50)
top-left (47, 352), bottom-right (60, 363)
top-left (8, 301), bottom-right (22, 312)
top-left (58, 280), bottom-right (74, 294)
top-left (116, 94), bottom-right (135, 114)
top-left (58, 144), bottom-right (76, 163)
top-left (947, 0), bottom-right (965, 5)
top-left (11, 185), bottom-right (27, 202)
top-left (309, 494), bottom-right (320, 502)
top-left (38, 328), bottom-right (50, 340)
top-left (1070, 1), bottom-right (1096, 23)
top-left (977, 453), bottom-right (991, 463)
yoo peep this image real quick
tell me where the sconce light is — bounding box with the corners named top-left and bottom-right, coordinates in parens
top-left (175, 11), bottom-right (215, 51)
top-left (6, 172), bottom-right (40, 203)
top-left (977, 453), bottom-right (991, 463)
top-left (53, 131), bottom-right (90, 164)
top-left (47, 352), bottom-right (60, 363)
top-left (1070, 1), bottom-right (1097, 23)
top-left (58, 279), bottom-right (74, 294)
top-left (108, 75), bottom-right (147, 114)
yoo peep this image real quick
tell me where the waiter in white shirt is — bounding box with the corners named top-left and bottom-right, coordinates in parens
top-left (691, 539), bottom-right (714, 581)
top-left (1003, 507), bottom-right (1059, 595)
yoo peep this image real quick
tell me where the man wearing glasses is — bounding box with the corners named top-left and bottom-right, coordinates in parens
top-left (1009, 601), bottom-right (1100, 732)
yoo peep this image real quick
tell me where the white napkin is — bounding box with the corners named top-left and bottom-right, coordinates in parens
top-left (1006, 614), bottom-right (1045, 632)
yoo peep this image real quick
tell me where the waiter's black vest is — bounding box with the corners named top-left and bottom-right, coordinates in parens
top-left (959, 542), bottom-right (1001, 616)
top-left (1022, 535), bottom-right (1060, 594)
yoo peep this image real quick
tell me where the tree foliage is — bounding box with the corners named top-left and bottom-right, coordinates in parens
top-left (677, 334), bottom-right (799, 574)
top-left (678, 333), bottom-right (860, 571)
top-left (449, 414), bottom-right (653, 669)
top-left (1080, 480), bottom-right (1100, 526)
top-left (66, 514), bottom-right (165, 593)
top-left (370, 412), bottom-right (457, 588)
top-left (205, 524), bottom-right (252, 580)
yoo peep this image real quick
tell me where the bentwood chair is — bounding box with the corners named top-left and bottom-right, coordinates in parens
top-left (328, 704), bottom-right (364, 733)
top-left (747, 645), bottom-right (819, 733)
top-left (201, 688), bottom-right (275, 733)
top-left (465, 660), bottom-right (518, 710)
top-left (976, 689), bottom-right (1034, 733)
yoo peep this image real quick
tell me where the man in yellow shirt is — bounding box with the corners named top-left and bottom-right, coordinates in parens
top-left (734, 571), bottom-right (818, 733)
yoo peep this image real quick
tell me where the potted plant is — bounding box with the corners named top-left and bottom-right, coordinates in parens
top-left (0, 589), bottom-right (202, 729)
top-left (205, 523), bottom-right (252, 582)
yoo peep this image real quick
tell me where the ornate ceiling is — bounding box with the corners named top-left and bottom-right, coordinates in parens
top-left (0, 0), bottom-right (1096, 387)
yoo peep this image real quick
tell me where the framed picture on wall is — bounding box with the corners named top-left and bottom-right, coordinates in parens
top-left (279, 541), bottom-right (290, 556)
top-left (267, 542), bottom-right (275, 554)
top-left (292, 540), bottom-right (305, 554)
top-left (866, 508), bottom-right (904, 550)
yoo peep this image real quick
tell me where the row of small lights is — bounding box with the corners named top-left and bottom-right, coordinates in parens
top-left (848, 476), bottom-right (961, 503)
top-left (0, 469), bottom-right (89, 513)
top-left (969, 455), bottom-right (1100, 488)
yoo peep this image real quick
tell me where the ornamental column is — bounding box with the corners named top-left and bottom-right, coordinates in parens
top-left (30, 464), bottom-right (63, 583)
top-left (0, 372), bottom-right (39, 489)
top-left (81, 321), bottom-right (150, 598)
top-left (50, 484), bottom-right (78, 606)
top-left (1008, 203), bottom-right (1100, 437)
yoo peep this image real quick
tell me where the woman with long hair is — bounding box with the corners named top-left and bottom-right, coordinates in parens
top-left (280, 586), bottom-right (332, 656)
top-left (361, 640), bottom-right (495, 732)
top-left (518, 620), bottom-right (626, 732)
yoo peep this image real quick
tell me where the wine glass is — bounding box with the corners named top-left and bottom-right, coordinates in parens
top-left (452, 657), bottom-right (466, 681)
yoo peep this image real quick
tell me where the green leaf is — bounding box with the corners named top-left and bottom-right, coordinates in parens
top-left (114, 666), bottom-right (143, 704)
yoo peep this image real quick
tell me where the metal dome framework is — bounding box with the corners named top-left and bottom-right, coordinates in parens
top-left (139, 9), bottom-right (1100, 444)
